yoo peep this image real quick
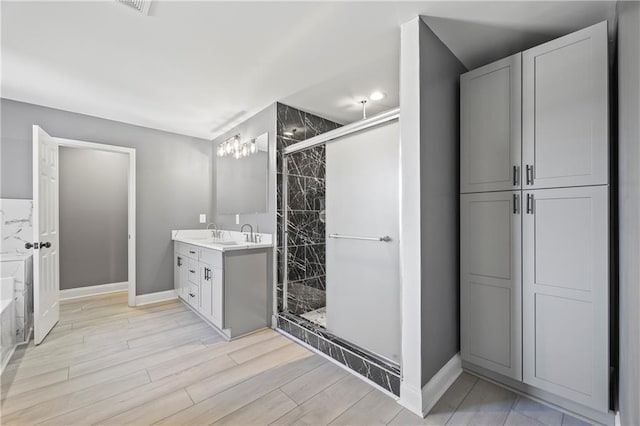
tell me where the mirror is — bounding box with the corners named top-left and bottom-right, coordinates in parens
top-left (215, 132), bottom-right (269, 214)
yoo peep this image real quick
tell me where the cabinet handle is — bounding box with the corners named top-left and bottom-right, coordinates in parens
top-left (189, 293), bottom-right (195, 298)
top-left (526, 193), bottom-right (534, 214)
top-left (189, 250), bottom-right (196, 254)
top-left (513, 165), bottom-right (519, 186)
top-left (189, 269), bottom-right (196, 274)
top-left (526, 165), bottom-right (534, 185)
top-left (205, 268), bottom-right (211, 281)
top-left (513, 193), bottom-right (519, 214)
top-left (177, 257), bottom-right (182, 267)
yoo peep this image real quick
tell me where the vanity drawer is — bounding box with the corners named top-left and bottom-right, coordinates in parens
top-left (175, 242), bottom-right (198, 260)
top-left (187, 259), bottom-right (199, 285)
top-left (186, 284), bottom-right (199, 307)
top-left (199, 248), bottom-right (223, 268)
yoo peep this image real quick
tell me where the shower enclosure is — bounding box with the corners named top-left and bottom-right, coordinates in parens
top-left (277, 109), bottom-right (401, 395)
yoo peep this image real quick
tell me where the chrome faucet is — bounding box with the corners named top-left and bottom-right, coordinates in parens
top-left (206, 223), bottom-right (221, 239)
top-left (240, 223), bottom-right (254, 243)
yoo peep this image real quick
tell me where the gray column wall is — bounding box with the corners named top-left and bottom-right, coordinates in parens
top-left (616, 2), bottom-right (640, 424)
top-left (400, 15), bottom-right (467, 396)
top-left (59, 147), bottom-right (128, 290)
top-left (416, 17), bottom-right (467, 386)
top-left (0, 98), bottom-right (213, 295)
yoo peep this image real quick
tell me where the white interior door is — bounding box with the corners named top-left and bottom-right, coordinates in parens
top-left (33, 125), bottom-right (60, 345)
top-left (325, 120), bottom-right (400, 363)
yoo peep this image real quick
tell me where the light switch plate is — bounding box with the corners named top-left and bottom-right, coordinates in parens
top-left (199, 214), bottom-right (206, 224)
top-left (235, 214), bottom-right (240, 225)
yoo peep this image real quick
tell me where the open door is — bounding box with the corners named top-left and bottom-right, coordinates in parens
top-left (32, 126), bottom-right (60, 344)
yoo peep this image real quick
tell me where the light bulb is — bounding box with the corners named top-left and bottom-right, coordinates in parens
top-left (233, 136), bottom-right (240, 150)
top-left (250, 140), bottom-right (257, 154)
top-left (370, 91), bottom-right (385, 101)
top-left (242, 145), bottom-right (249, 157)
top-left (234, 150), bottom-right (241, 159)
top-left (225, 143), bottom-right (233, 154)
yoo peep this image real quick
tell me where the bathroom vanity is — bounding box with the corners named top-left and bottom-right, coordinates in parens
top-left (171, 229), bottom-right (272, 340)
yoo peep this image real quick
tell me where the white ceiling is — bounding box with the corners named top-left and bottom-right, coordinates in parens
top-left (1, 1), bottom-right (617, 139)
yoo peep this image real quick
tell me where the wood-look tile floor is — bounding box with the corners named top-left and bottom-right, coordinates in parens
top-left (0, 291), bottom-right (588, 426)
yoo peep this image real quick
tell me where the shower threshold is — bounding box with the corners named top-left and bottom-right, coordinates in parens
top-left (276, 312), bottom-right (401, 396)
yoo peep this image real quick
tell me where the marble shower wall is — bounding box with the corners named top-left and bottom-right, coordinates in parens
top-left (1, 199), bottom-right (33, 256)
top-left (276, 103), bottom-right (341, 315)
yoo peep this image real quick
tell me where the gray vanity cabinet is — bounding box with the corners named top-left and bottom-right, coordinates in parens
top-left (522, 186), bottom-right (609, 411)
top-left (460, 191), bottom-right (522, 380)
top-left (460, 53), bottom-right (522, 194)
top-left (522, 22), bottom-right (609, 190)
top-left (174, 241), bottom-right (268, 340)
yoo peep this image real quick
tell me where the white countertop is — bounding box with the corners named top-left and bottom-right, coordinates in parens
top-left (171, 229), bottom-right (273, 252)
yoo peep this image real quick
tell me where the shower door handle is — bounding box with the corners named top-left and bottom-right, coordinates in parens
top-left (328, 233), bottom-right (391, 242)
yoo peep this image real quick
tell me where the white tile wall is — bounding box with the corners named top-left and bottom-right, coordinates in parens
top-left (1, 198), bottom-right (33, 256)
top-left (1, 198), bottom-right (34, 343)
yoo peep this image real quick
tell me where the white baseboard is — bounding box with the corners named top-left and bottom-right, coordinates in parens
top-left (135, 289), bottom-right (177, 306)
top-left (421, 353), bottom-right (462, 416)
top-left (1, 344), bottom-right (17, 376)
top-left (398, 382), bottom-right (424, 416)
top-left (60, 282), bottom-right (128, 300)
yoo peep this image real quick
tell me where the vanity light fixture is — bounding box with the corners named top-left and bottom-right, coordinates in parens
top-left (217, 134), bottom-right (258, 159)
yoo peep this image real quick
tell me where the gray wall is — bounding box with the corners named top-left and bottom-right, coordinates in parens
top-left (401, 16), bottom-right (466, 391)
top-left (617, 2), bottom-right (640, 424)
top-left (417, 17), bottom-right (466, 386)
top-left (0, 98), bottom-right (213, 295)
top-left (212, 104), bottom-right (277, 235)
top-left (59, 147), bottom-right (128, 290)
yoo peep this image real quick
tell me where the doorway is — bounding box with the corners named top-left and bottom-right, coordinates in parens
top-left (32, 126), bottom-right (136, 344)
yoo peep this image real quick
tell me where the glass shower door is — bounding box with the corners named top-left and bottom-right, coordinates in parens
top-left (325, 120), bottom-right (401, 363)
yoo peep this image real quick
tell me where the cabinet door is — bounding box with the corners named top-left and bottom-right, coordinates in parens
top-left (461, 53), bottom-right (522, 193)
top-left (211, 266), bottom-right (223, 328)
top-left (461, 191), bottom-right (522, 379)
top-left (199, 263), bottom-right (213, 321)
top-left (522, 186), bottom-right (609, 411)
top-left (174, 253), bottom-right (187, 300)
top-left (522, 22), bottom-right (608, 189)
